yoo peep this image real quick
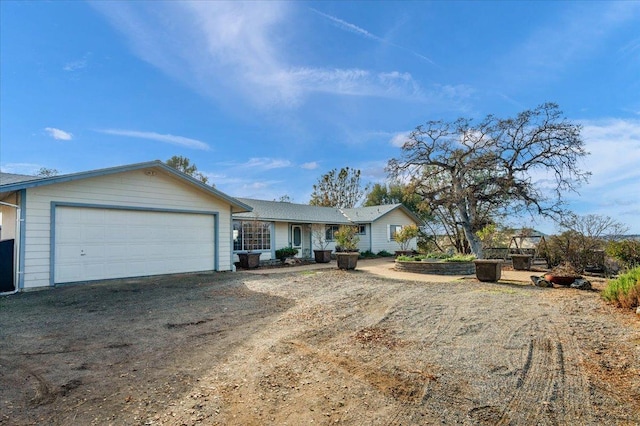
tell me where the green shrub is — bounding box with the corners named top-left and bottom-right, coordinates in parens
top-left (424, 252), bottom-right (451, 260)
top-left (445, 254), bottom-right (476, 262)
top-left (602, 266), bottom-right (640, 309)
top-left (606, 240), bottom-right (640, 270)
top-left (275, 246), bottom-right (298, 260)
top-left (376, 250), bottom-right (394, 257)
top-left (359, 250), bottom-right (377, 258)
top-left (396, 255), bottom-right (426, 262)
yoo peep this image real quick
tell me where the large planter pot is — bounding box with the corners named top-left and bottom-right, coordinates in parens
top-left (511, 254), bottom-right (532, 271)
top-left (313, 249), bottom-right (332, 263)
top-left (237, 252), bottom-right (261, 269)
top-left (474, 260), bottom-right (503, 282)
top-left (336, 252), bottom-right (359, 270)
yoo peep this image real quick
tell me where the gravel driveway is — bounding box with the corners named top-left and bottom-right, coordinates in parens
top-left (1, 261), bottom-right (639, 425)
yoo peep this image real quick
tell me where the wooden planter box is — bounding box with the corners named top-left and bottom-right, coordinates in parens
top-left (313, 250), bottom-right (332, 263)
top-left (336, 252), bottom-right (359, 270)
top-left (474, 260), bottom-right (503, 282)
top-left (511, 254), bottom-right (532, 271)
top-left (237, 252), bottom-right (261, 269)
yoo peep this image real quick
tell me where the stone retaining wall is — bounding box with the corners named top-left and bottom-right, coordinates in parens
top-left (394, 260), bottom-right (475, 275)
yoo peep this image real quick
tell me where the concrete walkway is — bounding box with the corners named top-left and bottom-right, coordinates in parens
top-left (244, 257), bottom-right (541, 284)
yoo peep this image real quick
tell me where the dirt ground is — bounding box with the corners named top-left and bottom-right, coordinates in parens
top-left (1, 259), bottom-right (639, 425)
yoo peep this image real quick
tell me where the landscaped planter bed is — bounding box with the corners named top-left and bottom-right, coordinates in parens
top-left (394, 260), bottom-right (475, 275)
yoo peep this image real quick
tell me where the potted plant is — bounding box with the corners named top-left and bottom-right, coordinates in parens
top-left (310, 224), bottom-right (332, 263)
top-left (334, 225), bottom-right (360, 270)
top-left (394, 224), bottom-right (419, 257)
top-left (544, 261), bottom-right (581, 286)
top-left (275, 246), bottom-right (299, 263)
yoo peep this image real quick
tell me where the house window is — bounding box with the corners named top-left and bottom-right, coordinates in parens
top-left (325, 225), bottom-right (340, 241)
top-left (389, 225), bottom-right (403, 240)
top-left (233, 220), bottom-right (271, 251)
top-left (357, 225), bottom-right (366, 235)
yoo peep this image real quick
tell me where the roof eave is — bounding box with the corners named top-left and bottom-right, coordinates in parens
top-left (0, 160), bottom-right (253, 213)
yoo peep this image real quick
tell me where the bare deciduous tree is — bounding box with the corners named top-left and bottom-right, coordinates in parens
top-left (387, 103), bottom-right (590, 258)
top-left (559, 214), bottom-right (629, 240)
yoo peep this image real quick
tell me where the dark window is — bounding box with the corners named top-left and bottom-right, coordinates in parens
top-left (325, 225), bottom-right (340, 241)
top-left (389, 225), bottom-right (403, 240)
top-left (233, 220), bottom-right (271, 251)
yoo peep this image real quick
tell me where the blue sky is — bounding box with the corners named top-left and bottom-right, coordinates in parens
top-left (1, 1), bottom-right (639, 234)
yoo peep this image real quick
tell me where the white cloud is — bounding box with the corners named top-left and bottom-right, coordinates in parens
top-left (45, 127), bottom-right (73, 140)
top-left (549, 118), bottom-right (640, 233)
top-left (300, 161), bottom-right (319, 170)
top-left (63, 60), bottom-right (86, 72)
top-left (97, 129), bottom-right (210, 150)
top-left (90, 2), bottom-right (434, 109)
top-left (285, 68), bottom-right (424, 100)
top-left (580, 118), bottom-right (640, 189)
top-left (242, 158), bottom-right (292, 170)
top-left (390, 131), bottom-right (411, 147)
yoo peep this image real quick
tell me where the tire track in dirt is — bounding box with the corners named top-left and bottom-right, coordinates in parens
top-left (281, 285), bottom-right (447, 424)
top-left (495, 318), bottom-right (595, 425)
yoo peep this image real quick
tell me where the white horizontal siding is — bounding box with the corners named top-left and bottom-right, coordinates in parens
top-left (273, 222), bottom-right (289, 253)
top-left (371, 209), bottom-right (418, 253)
top-left (22, 170), bottom-right (234, 289)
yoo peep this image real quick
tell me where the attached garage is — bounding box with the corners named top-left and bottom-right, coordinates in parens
top-left (53, 205), bottom-right (217, 284)
top-left (0, 161), bottom-right (252, 291)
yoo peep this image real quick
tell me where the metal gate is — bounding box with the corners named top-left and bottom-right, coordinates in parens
top-left (0, 239), bottom-right (15, 292)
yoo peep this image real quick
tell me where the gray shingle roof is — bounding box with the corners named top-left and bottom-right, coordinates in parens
top-left (235, 198), bottom-right (352, 224)
top-left (0, 173), bottom-right (41, 186)
top-left (341, 204), bottom-right (402, 222)
top-left (234, 199), bottom-right (420, 225)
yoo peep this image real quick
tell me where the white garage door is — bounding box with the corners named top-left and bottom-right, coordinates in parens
top-left (54, 206), bottom-right (215, 283)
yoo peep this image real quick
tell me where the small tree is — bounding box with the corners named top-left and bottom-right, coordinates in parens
top-left (394, 224), bottom-right (419, 251)
top-left (166, 155), bottom-right (209, 184)
top-left (310, 224), bottom-right (330, 250)
top-left (364, 182), bottom-right (429, 222)
top-left (36, 167), bottom-right (59, 177)
top-left (309, 167), bottom-right (369, 208)
top-left (334, 225), bottom-right (360, 252)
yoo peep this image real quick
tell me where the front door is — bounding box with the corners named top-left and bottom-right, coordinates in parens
top-left (292, 225), bottom-right (303, 257)
top-left (0, 239), bottom-right (15, 292)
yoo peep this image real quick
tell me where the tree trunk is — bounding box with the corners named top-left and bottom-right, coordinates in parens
top-left (453, 181), bottom-right (484, 259)
top-left (461, 222), bottom-right (483, 258)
